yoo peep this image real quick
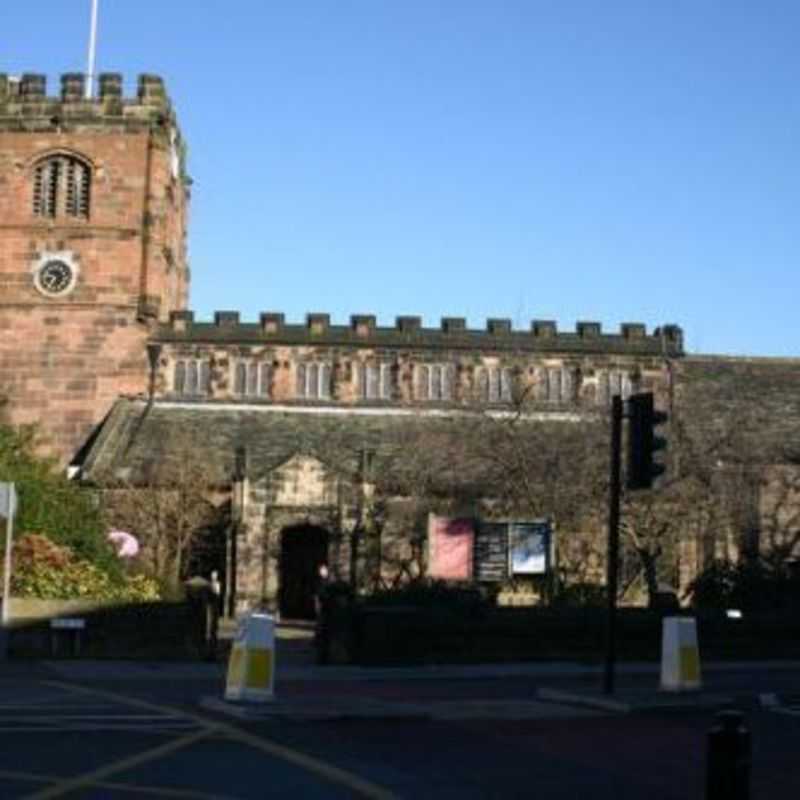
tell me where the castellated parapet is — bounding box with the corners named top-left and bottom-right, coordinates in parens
top-left (157, 312), bottom-right (684, 356)
top-left (0, 73), bottom-right (174, 133)
top-left (148, 312), bottom-right (681, 412)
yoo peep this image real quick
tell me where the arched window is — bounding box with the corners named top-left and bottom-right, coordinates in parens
top-left (32, 154), bottom-right (91, 219)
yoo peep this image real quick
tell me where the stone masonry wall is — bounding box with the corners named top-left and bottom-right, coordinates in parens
top-left (0, 73), bottom-right (189, 461)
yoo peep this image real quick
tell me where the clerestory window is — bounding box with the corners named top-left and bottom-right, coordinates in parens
top-left (416, 364), bottom-right (455, 402)
top-left (597, 370), bottom-right (633, 405)
top-left (173, 359), bottom-right (211, 397)
top-left (32, 154), bottom-right (92, 219)
top-left (296, 362), bottom-right (332, 400)
top-left (358, 363), bottom-right (394, 400)
top-left (477, 366), bottom-right (513, 404)
top-left (234, 361), bottom-right (271, 398)
top-left (536, 366), bottom-right (578, 405)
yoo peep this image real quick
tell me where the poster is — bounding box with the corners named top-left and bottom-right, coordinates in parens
top-left (428, 515), bottom-right (474, 580)
top-left (474, 522), bottom-right (508, 582)
top-left (509, 521), bottom-right (551, 575)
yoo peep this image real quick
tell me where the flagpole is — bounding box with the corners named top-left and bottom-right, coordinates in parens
top-left (85, 0), bottom-right (99, 99)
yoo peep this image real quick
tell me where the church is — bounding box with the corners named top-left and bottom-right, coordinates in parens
top-left (2, 73), bottom-right (799, 616)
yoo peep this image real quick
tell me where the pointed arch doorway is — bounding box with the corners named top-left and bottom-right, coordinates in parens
top-left (278, 524), bottom-right (330, 620)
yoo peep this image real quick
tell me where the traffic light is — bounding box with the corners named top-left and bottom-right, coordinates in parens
top-left (626, 392), bottom-right (667, 490)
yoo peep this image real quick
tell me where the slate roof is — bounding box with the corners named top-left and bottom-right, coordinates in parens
top-left (80, 355), bottom-right (800, 486)
top-left (79, 399), bottom-right (503, 486)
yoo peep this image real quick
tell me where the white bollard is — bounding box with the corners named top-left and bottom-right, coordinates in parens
top-left (224, 613), bottom-right (275, 702)
top-left (660, 616), bottom-right (701, 692)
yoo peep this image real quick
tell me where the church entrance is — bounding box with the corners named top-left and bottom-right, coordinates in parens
top-left (278, 525), bottom-right (329, 620)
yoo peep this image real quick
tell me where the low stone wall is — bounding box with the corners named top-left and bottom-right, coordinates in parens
top-left (5, 597), bottom-right (120, 624)
top-left (6, 598), bottom-right (210, 660)
top-left (317, 604), bottom-right (800, 666)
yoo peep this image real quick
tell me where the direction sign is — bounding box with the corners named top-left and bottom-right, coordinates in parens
top-left (0, 483), bottom-right (17, 520)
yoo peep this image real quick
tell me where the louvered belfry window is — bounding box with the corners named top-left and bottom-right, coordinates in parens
top-left (33, 155), bottom-right (91, 219)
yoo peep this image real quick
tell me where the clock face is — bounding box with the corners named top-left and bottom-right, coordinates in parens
top-left (37, 259), bottom-right (74, 295)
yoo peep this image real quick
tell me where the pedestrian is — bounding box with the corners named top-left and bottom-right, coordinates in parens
top-left (314, 563), bottom-right (330, 618)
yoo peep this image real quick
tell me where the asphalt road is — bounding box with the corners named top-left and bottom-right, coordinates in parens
top-left (0, 663), bottom-right (798, 799)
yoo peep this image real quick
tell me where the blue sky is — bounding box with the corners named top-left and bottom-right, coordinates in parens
top-left (3, 1), bottom-right (799, 356)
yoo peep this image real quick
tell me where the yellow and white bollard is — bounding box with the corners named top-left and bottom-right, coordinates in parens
top-left (660, 616), bottom-right (701, 691)
top-left (225, 613), bottom-right (275, 702)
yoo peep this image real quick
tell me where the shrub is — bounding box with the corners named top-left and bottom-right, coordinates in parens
top-left (8, 533), bottom-right (160, 602)
top-left (0, 425), bottom-right (116, 572)
top-left (550, 581), bottom-right (607, 608)
top-left (688, 559), bottom-right (798, 612)
top-left (364, 579), bottom-right (490, 616)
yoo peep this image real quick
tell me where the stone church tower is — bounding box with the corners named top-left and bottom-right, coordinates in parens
top-left (0, 73), bottom-right (189, 462)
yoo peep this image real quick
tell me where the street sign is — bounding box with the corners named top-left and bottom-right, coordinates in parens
top-left (50, 618), bottom-right (86, 630)
top-left (0, 483), bottom-right (17, 520)
top-left (1, 482), bottom-right (16, 633)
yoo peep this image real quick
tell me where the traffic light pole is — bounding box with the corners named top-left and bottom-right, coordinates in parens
top-left (603, 395), bottom-right (623, 695)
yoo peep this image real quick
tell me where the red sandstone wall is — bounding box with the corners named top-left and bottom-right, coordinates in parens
top-left (0, 306), bottom-right (149, 455)
top-left (0, 76), bottom-right (189, 462)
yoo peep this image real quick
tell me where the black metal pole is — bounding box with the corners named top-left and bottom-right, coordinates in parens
top-left (604, 394), bottom-right (623, 695)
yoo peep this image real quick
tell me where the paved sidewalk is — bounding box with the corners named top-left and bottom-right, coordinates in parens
top-left (537, 686), bottom-right (735, 713)
top-left (200, 693), bottom-right (608, 721)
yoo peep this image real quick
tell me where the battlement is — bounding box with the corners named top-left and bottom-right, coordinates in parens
top-left (0, 72), bottom-right (173, 131)
top-left (157, 312), bottom-right (684, 356)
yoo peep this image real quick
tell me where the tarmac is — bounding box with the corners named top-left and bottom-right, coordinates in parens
top-left (5, 619), bottom-right (799, 723)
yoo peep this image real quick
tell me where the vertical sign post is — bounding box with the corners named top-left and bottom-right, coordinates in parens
top-left (1, 482), bottom-right (17, 628)
top-left (603, 396), bottom-right (623, 695)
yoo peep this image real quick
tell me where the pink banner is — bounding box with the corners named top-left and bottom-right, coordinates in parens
top-left (428, 515), bottom-right (474, 580)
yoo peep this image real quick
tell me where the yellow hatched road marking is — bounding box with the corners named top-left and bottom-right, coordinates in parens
top-left (0, 768), bottom-right (234, 799)
top-left (39, 680), bottom-right (397, 800)
top-left (23, 729), bottom-right (213, 799)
